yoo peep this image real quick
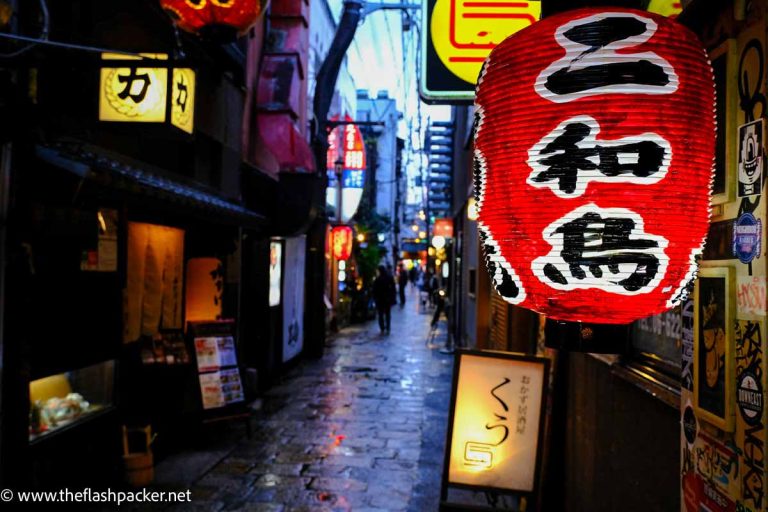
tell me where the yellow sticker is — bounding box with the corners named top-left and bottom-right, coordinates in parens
top-left (647, 0), bottom-right (682, 18)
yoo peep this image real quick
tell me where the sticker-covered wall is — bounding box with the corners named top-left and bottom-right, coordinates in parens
top-left (681, 2), bottom-right (768, 511)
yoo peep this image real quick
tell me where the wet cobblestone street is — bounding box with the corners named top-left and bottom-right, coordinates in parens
top-left (157, 287), bottom-right (457, 511)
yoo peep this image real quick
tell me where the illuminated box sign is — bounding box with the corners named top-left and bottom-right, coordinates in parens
top-left (331, 226), bottom-right (354, 261)
top-left (99, 53), bottom-right (195, 134)
top-left (171, 68), bottom-right (196, 134)
top-left (421, 0), bottom-right (541, 102)
top-left (269, 241), bottom-right (282, 307)
top-left (434, 218), bottom-right (454, 238)
top-left (442, 351), bottom-right (549, 501)
top-left (327, 114), bottom-right (366, 171)
top-left (473, 8), bottom-right (715, 324)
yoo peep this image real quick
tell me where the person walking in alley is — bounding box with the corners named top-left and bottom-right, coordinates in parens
top-left (373, 265), bottom-right (396, 334)
top-left (397, 264), bottom-right (408, 308)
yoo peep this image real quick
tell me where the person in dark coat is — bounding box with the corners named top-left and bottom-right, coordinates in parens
top-left (372, 265), bottom-right (396, 334)
top-left (397, 264), bottom-right (408, 308)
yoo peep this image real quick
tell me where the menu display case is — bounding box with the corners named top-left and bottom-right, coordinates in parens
top-left (29, 360), bottom-right (116, 443)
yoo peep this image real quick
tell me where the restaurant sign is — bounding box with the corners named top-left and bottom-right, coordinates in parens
top-left (420, 0), bottom-right (541, 102)
top-left (442, 351), bottom-right (549, 501)
top-left (99, 53), bottom-right (195, 133)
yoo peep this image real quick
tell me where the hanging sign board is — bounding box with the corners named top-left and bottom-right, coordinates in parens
top-left (473, 8), bottom-right (715, 324)
top-left (420, 0), bottom-right (541, 102)
top-left (434, 218), bottom-right (454, 238)
top-left (331, 226), bottom-right (354, 261)
top-left (99, 53), bottom-right (195, 133)
top-left (171, 68), bottom-right (196, 134)
top-left (326, 114), bottom-right (366, 222)
top-left (99, 53), bottom-right (168, 123)
top-left (441, 350), bottom-right (549, 502)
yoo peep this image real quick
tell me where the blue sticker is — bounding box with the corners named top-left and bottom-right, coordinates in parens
top-left (733, 213), bottom-right (762, 264)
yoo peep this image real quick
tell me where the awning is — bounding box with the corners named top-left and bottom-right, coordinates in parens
top-left (36, 142), bottom-right (266, 228)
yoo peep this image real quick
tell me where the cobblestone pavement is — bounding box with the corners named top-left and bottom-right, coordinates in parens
top-left (155, 286), bottom-right (458, 512)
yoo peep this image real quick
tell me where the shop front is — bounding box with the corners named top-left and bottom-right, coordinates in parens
top-left (0, 0), bottom-right (271, 488)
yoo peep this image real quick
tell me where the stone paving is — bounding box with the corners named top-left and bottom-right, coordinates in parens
top-left (146, 287), bottom-right (462, 511)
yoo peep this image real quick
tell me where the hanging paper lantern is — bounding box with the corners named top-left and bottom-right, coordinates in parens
top-left (159, 0), bottom-right (265, 37)
top-left (474, 8), bottom-right (715, 324)
top-left (331, 226), bottom-right (354, 261)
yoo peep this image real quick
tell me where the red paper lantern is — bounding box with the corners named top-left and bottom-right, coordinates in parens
top-left (474, 8), bottom-right (715, 324)
top-left (159, 0), bottom-right (264, 36)
top-left (332, 226), bottom-right (354, 261)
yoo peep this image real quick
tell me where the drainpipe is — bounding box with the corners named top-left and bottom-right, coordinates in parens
top-left (304, 0), bottom-right (363, 359)
top-left (312, 1), bottom-right (364, 169)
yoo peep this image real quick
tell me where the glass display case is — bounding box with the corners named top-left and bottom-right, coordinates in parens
top-left (29, 360), bottom-right (116, 442)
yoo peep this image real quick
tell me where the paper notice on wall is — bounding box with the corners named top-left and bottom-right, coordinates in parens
top-left (97, 209), bottom-right (118, 272)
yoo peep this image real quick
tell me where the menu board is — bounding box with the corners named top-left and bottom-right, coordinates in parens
top-left (189, 321), bottom-right (245, 410)
top-left (198, 369), bottom-right (244, 410)
top-left (194, 336), bottom-right (237, 372)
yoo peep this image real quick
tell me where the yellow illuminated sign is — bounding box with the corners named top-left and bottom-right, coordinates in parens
top-left (647, 0), bottom-right (682, 17)
top-left (424, 0), bottom-right (540, 100)
top-left (99, 53), bottom-right (168, 123)
top-left (99, 53), bottom-right (195, 133)
top-left (171, 68), bottom-right (196, 134)
top-left (446, 352), bottom-right (548, 494)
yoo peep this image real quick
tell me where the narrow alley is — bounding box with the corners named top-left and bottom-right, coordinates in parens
top-left (140, 287), bottom-right (462, 512)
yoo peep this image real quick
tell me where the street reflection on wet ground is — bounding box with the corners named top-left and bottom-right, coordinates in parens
top-left (139, 286), bottom-right (462, 511)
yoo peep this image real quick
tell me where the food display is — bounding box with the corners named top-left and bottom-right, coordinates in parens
top-left (28, 361), bottom-right (115, 441)
top-left (30, 393), bottom-right (101, 437)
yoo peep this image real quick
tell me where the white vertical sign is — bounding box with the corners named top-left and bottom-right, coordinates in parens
top-left (282, 236), bottom-right (306, 362)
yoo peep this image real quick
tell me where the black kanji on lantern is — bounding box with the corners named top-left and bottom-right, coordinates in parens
top-left (536, 13), bottom-right (677, 103)
top-left (542, 211), bottom-right (662, 292)
top-left (545, 16), bottom-right (670, 96)
top-left (529, 119), bottom-right (668, 196)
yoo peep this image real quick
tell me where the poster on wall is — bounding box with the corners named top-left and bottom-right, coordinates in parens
top-left (443, 351), bottom-right (549, 498)
top-left (269, 241), bottom-right (282, 307)
top-left (282, 236), bottom-right (306, 362)
top-left (693, 267), bottom-right (735, 431)
top-left (738, 119), bottom-right (764, 197)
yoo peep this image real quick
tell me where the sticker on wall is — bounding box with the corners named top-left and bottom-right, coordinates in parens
top-left (737, 370), bottom-right (763, 425)
top-left (732, 213), bottom-right (762, 263)
top-left (734, 319), bottom-right (764, 511)
top-left (738, 119), bottom-right (764, 197)
top-left (683, 404), bottom-right (698, 446)
top-left (683, 471), bottom-right (738, 512)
